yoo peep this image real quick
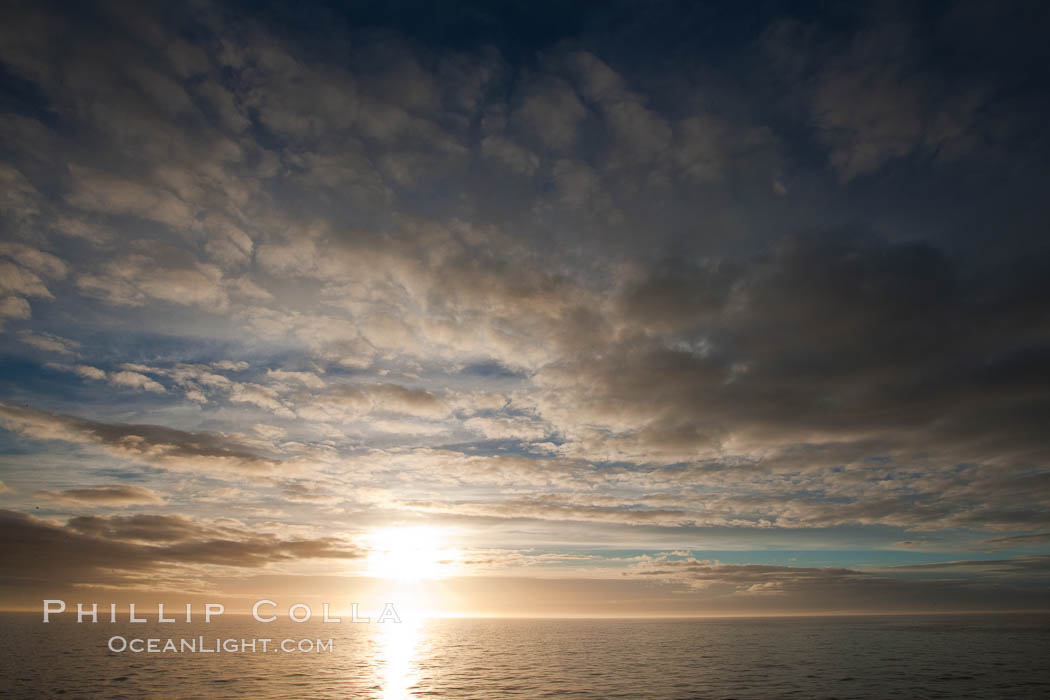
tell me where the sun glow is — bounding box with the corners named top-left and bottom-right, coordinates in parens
top-left (364, 526), bottom-right (454, 696)
top-left (365, 526), bottom-right (460, 582)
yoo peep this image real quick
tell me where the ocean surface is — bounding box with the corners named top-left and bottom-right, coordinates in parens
top-left (2, 613), bottom-right (1049, 698)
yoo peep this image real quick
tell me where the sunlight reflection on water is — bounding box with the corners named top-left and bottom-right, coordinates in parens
top-left (375, 616), bottom-right (423, 700)
top-left (370, 580), bottom-right (430, 700)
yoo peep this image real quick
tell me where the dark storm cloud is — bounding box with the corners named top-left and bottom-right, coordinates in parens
top-left (0, 509), bottom-right (363, 592)
top-left (560, 229), bottom-right (1050, 454)
top-left (528, 228), bottom-right (1050, 529)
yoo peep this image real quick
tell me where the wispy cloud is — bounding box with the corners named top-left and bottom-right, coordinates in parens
top-left (37, 485), bottom-right (165, 505)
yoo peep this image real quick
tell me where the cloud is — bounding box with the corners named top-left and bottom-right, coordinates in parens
top-left (0, 403), bottom-right (286, 475)
top-left (0, 509), bottom-right (363, 593)
top-left (515, 229), bottom-right (1050, 530)
top-left (77, 252), bottom-right (231, 311)
top-left (47, 363), bottom-right (107, 381)
top-left (110, 362), bottom-right (294, 415)
top-left (227, 382), bottom-right (291, 416)
top-left (348, 449), bottom-right (595, 490)
top-left (976, 533), bottom-right (1050, 550)
top-left (211, 361), bottom-right (249, 371)
top-left (480, 134), bottom-right (540, 175)
top-left (0, 263), bottom-right (53, 299)
top-left (67, 513), bottom-right (212, 542)
top-left (463, 415), bottom-right (550, 441)
top-left (514, 75), bottom-right (587, 150)
top-left (625, 555), bottom-right (1050, 609)
top-left (0, 243), bottom-right (68, 278)
top-left (65, 165), bottom-right (193, 228)
top-left (16, 331), bottom-right (79, 356)
top-left (673, 114), bottom-right (773, 182)
top-left (398, 497), bottom-right (697, 527)
top-left (630, 557), bottom-right (873, 592)
top-left (885, 556), bottom-right (1050, 576)
top-left (0, 296), bottom-right (31, 322)
top-left (0, 165), bottom-right (41, 219)
top-left (299, 383), bottom-right (449, 422)
top-left (37, 485), bottom-right (164, 505)
top-left (265, 369), bottom-right (326, 389)
top-left (109, 370), bottom-right (166, 393)
top-left (0, 0), bottom-right (1049, 611)
top-left (763, 17), bottom-right (990, 180)
top-left (72, 364), bottom-right (107, 380)
top-left (276, 479), bottom-right (342, 504)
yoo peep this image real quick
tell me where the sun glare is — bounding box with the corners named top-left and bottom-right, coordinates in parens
top-left (365, 526), bottom-right (460, 582)
top-left (364, 527), bottom-right (454, 696)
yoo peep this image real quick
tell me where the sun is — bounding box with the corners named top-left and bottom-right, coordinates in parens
top-left (364, 526), bottom-right (460, 581)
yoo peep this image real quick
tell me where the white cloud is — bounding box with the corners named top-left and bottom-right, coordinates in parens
top-left (109, 370), bottom-right (166, 393)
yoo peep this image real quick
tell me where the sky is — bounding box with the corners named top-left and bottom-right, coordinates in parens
top-left (1, 0), bottom-right (1049, 616)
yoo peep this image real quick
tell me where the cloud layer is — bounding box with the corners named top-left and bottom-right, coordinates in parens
top-left (1, 0), bottom-right (1049, 611)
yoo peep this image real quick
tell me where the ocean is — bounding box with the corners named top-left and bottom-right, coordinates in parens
top-left (2, 613), bottom-right (1049, 698)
